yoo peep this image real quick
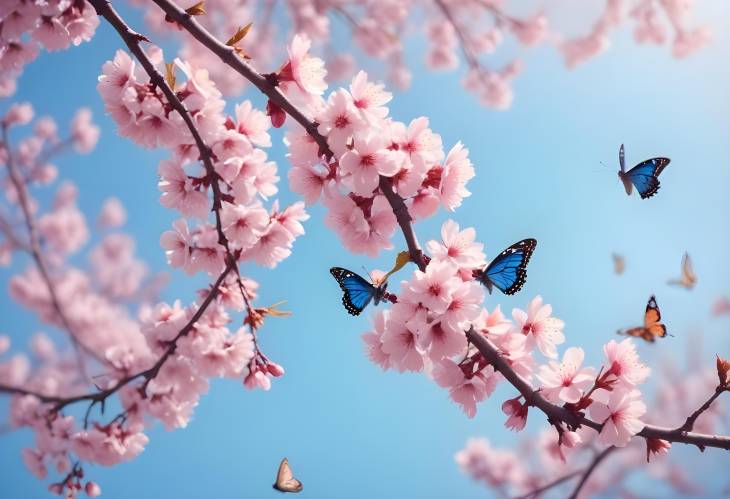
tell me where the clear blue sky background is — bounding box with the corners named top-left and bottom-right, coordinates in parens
top-left (2, 2), bottom-right (729, 498)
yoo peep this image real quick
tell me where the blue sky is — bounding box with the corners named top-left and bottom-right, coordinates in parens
top-left (2, 2), bottom-right (729, 498)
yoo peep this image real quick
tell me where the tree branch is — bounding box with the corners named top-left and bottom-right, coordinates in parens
top-left (567, 446), bottom-right (617, 499)
top-left (677, 386), bottom-right (726, 433)
top-left (514, 470), bottom-right (581, 499)
top-left (146, 0), bottom-right (730, 453)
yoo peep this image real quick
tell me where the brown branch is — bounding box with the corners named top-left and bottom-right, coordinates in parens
top-left (567, 446), bottom-right (617, 499)
top-left (147, 0), bottom-right (730, 453)
top-left (514, 470), bottom-right (581, 499)
top-left (1, 126), bottom-right (102, 377)
top-left (677, 386), bottom-right (726, 433)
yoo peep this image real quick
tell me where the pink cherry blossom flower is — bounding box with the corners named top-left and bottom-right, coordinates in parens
top-left (3, 102), bottom-right (34, 126)
top-left (97, 197), bottom-right (126, 228)
top-left (85, 481), bottom-right (102, 497)
top-left (288, 161), bottom-right (329, 205)
top-left (536, 347), bottom-right (596, 404)
top-left (433, 359), bottom-right (498, 418)
top-left (190, 225), bottom-right (224, 275)
top-left (418, 319), bottom-right (467, 361)
top-left (283, 34), bottom-right (327, 95)
top-left (362, 310), bottom-right (390, 371)
top-left (502, 396), bottom-right (529, 431)
top-left (603, 338), bottom-right (650, 387)
top-left (589, 389), bottom-right (647, 447)
top-left (318, 89), bottom-right (366, 156)
top-left (439, 142), bottom-right (475, 211)
top-left (407, 260), bottom-right (461, 314)
top-left (157, 159), bottom-right (209, 219)
top-left (349, 70), bottom-right (392, 123)
top-left (160, 219), bottom-right (193, 272)
top-left (511, 296), bottom-right (565, 358)
top-left (427, 219), bottom-right (485, 269)
top-left (381, 314), bottom-right (424, 373)
top-left (339, 133), bottom-right (399, 196)
top-left (234, 100), bottom-right (271, 147)
top-left (220, 202), bottom-right (269, 251)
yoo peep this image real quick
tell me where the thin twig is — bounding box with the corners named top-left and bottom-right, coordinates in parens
top-left (677, 386), bottom-right (726, 432)
top-left (514, 470), bottom-right (581, 499)
top-left (567, 446), bottom-right (617, 499)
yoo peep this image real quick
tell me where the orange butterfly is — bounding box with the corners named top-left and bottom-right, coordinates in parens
top-left (612, 253), bottom-right (625, 275)
top-left (619, 295), bottom-right (668, 342)
top-left (667, 252), bottom-right (697, 290)
top-left (273, 458), bottom-right (303, 493)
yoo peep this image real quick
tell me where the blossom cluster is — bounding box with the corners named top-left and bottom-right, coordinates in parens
top-left (456, 357), bottom-right (726, 497)
top-left (130, 0), bottom-right (709, 109)
top-left (0, 0), bottom-right (99, 96)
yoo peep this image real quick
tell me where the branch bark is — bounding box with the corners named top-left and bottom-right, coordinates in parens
top-left (567, 446), bottom-right (617, 499)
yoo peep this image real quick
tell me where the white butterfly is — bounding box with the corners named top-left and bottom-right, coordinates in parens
top-left (273, 458), bottom-right (303, 493)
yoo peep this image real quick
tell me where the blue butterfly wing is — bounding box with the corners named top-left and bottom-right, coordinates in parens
top-left (482, 239), bottom-right (537, 295)
top-left (330, 267), bottom-right (376, 316)
top-left (626, 158), bottom-right (670, 199)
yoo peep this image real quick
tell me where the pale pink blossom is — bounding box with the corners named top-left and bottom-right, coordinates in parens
top-left (362, 310), bottom-right (391, 370)
top-left (427, 219), bottom-right (485, 269)
top-left (589, 389), bottom-right (647, 447)
top-left (234, 100), bottom-right (271, 147)
top-left (511, 296), bottom-right (565, 358)
top-left (98, 197), bottom-right (126, 228)
top-left (381, 315), bottom-right (423, 373)
top-left (349, 70), bottom-right (392, 123)
top-left (220, 202), bottom-right (269, 251)
top-left (3, 102), bottom-right (34, 126)
top-left (157, 159), bottom-right (209, 219)
top-left (160, 219), bottom-right (193, 272)
top-left (318, 89), bottom-right (365, 156)
top-left (284, 34), bottom-right (327, 95)
top-left (603, 338), bottom-right (650, 386)
top-left (433, 359), bottom-right (498, 418)
top-left (407, 260), bottom-right (461, 314)
top-left (439, 142), bottom-right (475, 211)
top-left (339, 133), bottom-right (399, 196)
top-left (536, 347), bottom-right (595, 404)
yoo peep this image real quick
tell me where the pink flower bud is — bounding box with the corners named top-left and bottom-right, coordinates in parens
top-left (48, 484), bottom-right (64, 495)
top-left (85, 481), bottom-right (101, 497)
top-left (266, 100), bottom-right (286, 128)
top-left (266, 362), bottom-right (285, 377)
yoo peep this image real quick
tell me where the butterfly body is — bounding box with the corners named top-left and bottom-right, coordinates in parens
top-left (330, 267), bottom-right (389, 316)
top-left (667, 252), bottom-right (697, 290)
top-left (273, 458), bottom-right (302, 493)
top-left (617, 144), bottom-right (670, 199)
top-left (619, 295), bottom-right (667, 342)
top-left (477, 239), bottom-right (537, 295)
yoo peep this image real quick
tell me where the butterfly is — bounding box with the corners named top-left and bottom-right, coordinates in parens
top-left (477, 239), bottom-right (537, 295)
top-left (667, 252), bottom-right (697, 290)
top-left (330, 267), bottom-right (389, 316)
top-left (612, 253), bottom-right (625, 275)
top-left (617, 144), bottom-right (671, 199)
top-left (273, 458), bottom-right (303, 493)
top-left (618, 295), bottom-right (668, 342)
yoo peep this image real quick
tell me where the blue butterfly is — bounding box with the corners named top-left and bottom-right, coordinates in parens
top-left (618, 144), bottom-right (671, 199)
top-left (477, 239), bottom-right (537, 295)
top-left (330, 267), bottom-right (389, 316)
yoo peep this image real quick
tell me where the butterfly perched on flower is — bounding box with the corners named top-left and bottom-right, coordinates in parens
top-left (667, 252), bottom-right (697, 290)
top-left (330, 253), bottom-right (408, 316)
top-left (330, 267), bottom-right (390, 316)
top-left (617, 144), bottom-right (671, 199)
top-left (618, 295), bottom-right (668, 342)
top-left (476, 239), bottom-right (537, 295)
top-left (273, 458), bottom-right (302, 493)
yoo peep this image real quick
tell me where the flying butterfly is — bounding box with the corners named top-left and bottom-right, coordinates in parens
top-left (667, 252), bottom-right (697, 290)
top-left (477, 239), bottom-right (537, 295)
top-left (618, 295), bottom-right (668, 343)
top-left (329, 252), bottom-right (408, 316)
top-left (272, 458), bottom-right (303, 493)
top-left (617, 144), bottom-right (671, 199)
top-left (612, 253), bottom-right (625, 275)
